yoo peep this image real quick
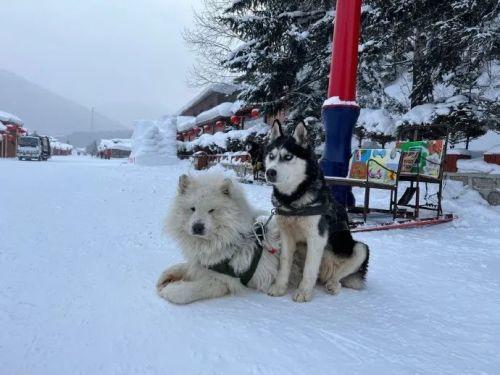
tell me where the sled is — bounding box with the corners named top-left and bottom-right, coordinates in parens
top-left (349, 213), bottom-right (456, 233)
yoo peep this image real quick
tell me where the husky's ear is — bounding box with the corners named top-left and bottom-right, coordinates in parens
top-left (293, 121), bottom-right (308, 146)
top-left (178, 174), bottom-right (190, 194)
top-left (221, 178), bottom-right (233, 196)
top-left (269, 119), bottom-right (283, 141)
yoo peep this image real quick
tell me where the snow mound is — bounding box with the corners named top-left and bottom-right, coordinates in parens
top-left (130, 117), bottom-right (177, 165)
top-left (176, 116), bottom-right (196, 132)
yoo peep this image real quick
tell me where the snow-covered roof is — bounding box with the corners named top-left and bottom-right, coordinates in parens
top-left (176, 116), bottom-right (196, 132)
top-left (0, 122), bottom-right (6, 131)
top-left (98, 138), bottom-right (131, 151)
top-left (176, 83), bottom-right (240, 115)
top-left (358, 108), bottom-right (396, 135)
top-left (397, 95), bottom-right (468, 126)
top-left (181, 120), bottom-right (269, 151)
top-left (195, 101), bottom-right (243, 125)
top-left (0, 110), bottom-right (24, 126)
top-left (50, 139), bottom-right (73, 150)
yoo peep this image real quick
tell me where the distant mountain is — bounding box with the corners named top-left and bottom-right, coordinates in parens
top-left (0, 69), bottom-right (128, 137)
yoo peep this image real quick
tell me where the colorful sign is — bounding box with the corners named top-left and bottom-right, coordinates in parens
top-left (396, 140), bottom-right (444, 178)
top-left (348, 149), bottom-right (400, 184)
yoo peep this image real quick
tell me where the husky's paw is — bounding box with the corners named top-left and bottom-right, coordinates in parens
top-left (325, 280), bottom-right (341, 295)
top-left (156, 271), bottom-right (183, 293)
top-left (267, 283), bottom-right (287, 297)
top-left (292, 288), bottom-right (313, 303)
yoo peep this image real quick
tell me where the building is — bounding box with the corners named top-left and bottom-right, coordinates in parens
top-left (0, 110), bottom-right (26, 158)
top-left (97, 138), bottom-right (132, 159)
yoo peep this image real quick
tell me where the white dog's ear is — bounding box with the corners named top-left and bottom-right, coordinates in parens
top-left (269, 119), bottom-right (283, 141)
top-left (178, 174), bottom-right (190, 194)
top-left (293, 121), bottom-right (308, 146)
top-left (221, 178), bottom-right (233, 196)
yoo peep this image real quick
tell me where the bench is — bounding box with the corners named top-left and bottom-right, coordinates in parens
top-left (325, 140), bottom-right (446, 221)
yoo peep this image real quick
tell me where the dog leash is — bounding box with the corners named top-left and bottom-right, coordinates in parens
top-left (252, 210), bottom-right (278, 254)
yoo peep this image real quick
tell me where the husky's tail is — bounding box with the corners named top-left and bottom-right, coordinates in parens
top-left (341, 242), bottom-right (369, 290)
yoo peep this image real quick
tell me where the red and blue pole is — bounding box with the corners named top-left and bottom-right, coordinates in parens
top-left (320, 0), bottom-right (362, 207)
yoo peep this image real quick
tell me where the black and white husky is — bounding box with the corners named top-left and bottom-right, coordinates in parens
top-left (265, 120), bottom-right (369, 302)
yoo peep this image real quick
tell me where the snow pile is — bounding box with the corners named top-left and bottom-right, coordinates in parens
top-left (0, 122), bottom-right (6, 131)
top-left (323, 96), bottom-right (358, 107)
top-left (0, 110), bottom-right (24, 126)
top-left (457, 158), bottom-right (500, 174)
top-left (130, 117), bottom-right (177, 165)
top-left (358, 108), bottom-right (396, 135)
top-left (98, 138), bottom-right (131, 151)
top-left (182, 121), bottom-right (269, 151)
top-left (397, 95), bottom-right (468, 126)
top-left (195, 101), bottom-right (243, 125)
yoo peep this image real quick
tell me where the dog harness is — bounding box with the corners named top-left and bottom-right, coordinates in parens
top-left (207, 218), bottom-right (274, 286)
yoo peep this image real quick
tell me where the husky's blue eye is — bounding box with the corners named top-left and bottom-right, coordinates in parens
top-left (283, 154), bottom-right (293, 161)
top-left (269, 153), bottom-right (276, 160)
top-left (190, 207), bottom-right (195, 212)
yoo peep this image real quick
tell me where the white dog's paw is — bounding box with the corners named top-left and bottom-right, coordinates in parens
top-left (292, 288), bottom-right (313, 303)
top-left (325, 280), bottom-right (341, 295)
top-left (158, 282), bottom-right (191, 305)
top-left (267, 283), bottom-right (287, 297)
top-left (156, 271), bottom-right (183, 293)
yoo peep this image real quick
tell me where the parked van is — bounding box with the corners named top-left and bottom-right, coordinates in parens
top-left (17, 135), bottom-right (51, 161)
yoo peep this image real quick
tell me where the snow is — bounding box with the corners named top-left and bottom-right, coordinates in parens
top-left (98, 138), bottom-right (132, 151)
top-left (130, 117), bottom-right (177, 165)
top-left (1, 156), bottom-right (499, 374)
top-left (447, 148), bottom-right (471, 156)
top-left (458, 157), bottom-right (500, 174)
top-left (358, 108), bottom-right (396, 135)
top-left (176, 116), bottom-right (196, 132)
top-left (182, 121), bottom-right (269, 151)
top-left (195, 101), bottom-right (243, 125)
top-left (0, 110), bottom-right (24, 126)
top-left (49, 139), bottom-right (73, 151)
top-left (485, 144), bottom-right (500, 155)
top-left (323, 96), bottom-right (358, 107)
top-left (0, 122), bottom-right (6, 131)
top-left (397, 95), bottom-right (468, 126)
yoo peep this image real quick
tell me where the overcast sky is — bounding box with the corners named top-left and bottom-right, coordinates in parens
top-left (0, 0), bottom-right (204, 127)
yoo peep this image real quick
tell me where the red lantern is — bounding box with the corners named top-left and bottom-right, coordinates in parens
top-left (251, 108), bottom-right (260, 118)
top-left (230, 115), bottom-right (239, 125)
top-left (215, 120), bottom-right (224, 129)
top-left (204, 124), bottom-right (212, 134)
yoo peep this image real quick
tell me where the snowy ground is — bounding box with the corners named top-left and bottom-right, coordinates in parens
top-left (1, 156), bottom-right (499, 374)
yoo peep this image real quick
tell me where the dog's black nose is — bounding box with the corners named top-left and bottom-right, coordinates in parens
top-left (192, 222), bottom-right (205, 235)
top-left (266, 168), bottom-right (277, 182)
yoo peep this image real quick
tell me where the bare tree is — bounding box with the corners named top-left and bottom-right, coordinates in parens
top-left (183, 0), bottom-right (241, 87)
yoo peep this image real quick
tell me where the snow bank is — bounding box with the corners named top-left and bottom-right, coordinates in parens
top-left (0, 110), bottom-right (23, 126)
top-left (447, 148), bottom-right (471, 156)
top-left (182, 121), bottom-right (269, 151)
top-left (195, 101), bottom-right (243, 125)
top-left (457, 158), bottom-right (500, 174)
top-left (358, 108), bottom-right (396, 135)
top-left (130, 117), bottom-right (177, 165)
top-left (323, 96), bottom-right (358, 107)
